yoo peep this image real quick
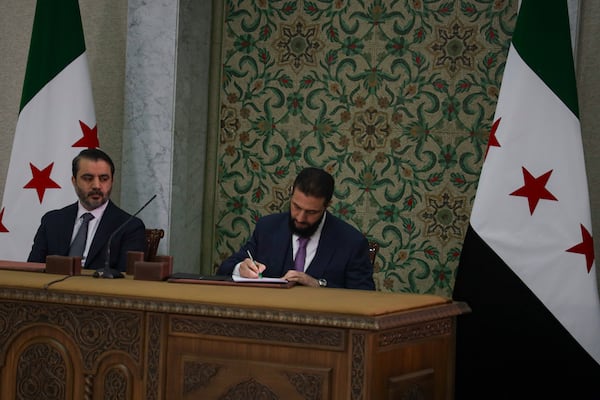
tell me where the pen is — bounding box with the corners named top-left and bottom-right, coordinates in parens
top-left (246, 250), bottom-right (262, 278)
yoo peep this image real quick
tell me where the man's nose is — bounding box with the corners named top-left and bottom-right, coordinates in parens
top-left (296, 210), bottom-right (308, 221)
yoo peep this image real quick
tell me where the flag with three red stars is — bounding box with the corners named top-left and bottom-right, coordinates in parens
top-left (453, 0), bottom-right (600, 398)
top-left (0, 0), bottom-right (98, 261)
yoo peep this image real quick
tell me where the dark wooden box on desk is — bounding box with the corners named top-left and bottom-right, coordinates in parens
top-left (127, 251), bottom-right (173, 281)
top-left (0, 267), bottom-right (469, 400)
top-left (45, 255), bottom-right (82, 275)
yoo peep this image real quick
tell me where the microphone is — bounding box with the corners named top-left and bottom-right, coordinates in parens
top-left (93, 194), bottom-right (157, 279)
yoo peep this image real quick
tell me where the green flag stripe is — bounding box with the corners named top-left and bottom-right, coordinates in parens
top-left (20, 0), bottom-right (86, 111)
top-left (512, 0), bottom-right (579, 117)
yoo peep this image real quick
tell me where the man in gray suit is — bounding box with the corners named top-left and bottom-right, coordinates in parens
top-left (28, 148), bottom-right (145, 272)
top-left (218, 167), bottom-right (375, 290)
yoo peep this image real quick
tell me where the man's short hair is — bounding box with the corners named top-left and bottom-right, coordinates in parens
top-left (72, 148), bottom-right (115, 178)
top-left (292, 167), bottom-right (334, 204)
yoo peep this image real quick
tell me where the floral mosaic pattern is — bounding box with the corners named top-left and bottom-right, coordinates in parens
top-left (208, 0), bottom-right (518, 296)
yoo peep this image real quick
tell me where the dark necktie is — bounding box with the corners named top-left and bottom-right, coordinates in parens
top-left (68, 213), bottom-right (94, 257)
top-left (294, 237), bottom-right (309, 271)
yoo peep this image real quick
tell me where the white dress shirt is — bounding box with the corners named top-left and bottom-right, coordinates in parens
top-left (71, 201), bottom-right (108, 264)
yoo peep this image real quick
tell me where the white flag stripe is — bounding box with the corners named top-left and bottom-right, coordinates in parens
top-left (471, 45), bottom-right (600, 362)
top-left (0, 53), bottom-right (95, 260)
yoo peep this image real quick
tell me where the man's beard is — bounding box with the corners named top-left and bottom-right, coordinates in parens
top-left (75, 186), bottom-right (109, 210)
top-left (288, 212), bottom-right (324, 238)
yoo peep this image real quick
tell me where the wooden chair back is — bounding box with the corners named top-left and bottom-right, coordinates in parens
top-left (145, 229), bottom-right (164, 261)
top-left (368, 241), bottom-right (379, 266)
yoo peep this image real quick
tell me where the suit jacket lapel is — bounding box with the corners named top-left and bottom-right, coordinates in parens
top-left (306, 213), bottom-right (335, 276)
top-left (61, 204), bottom-right (79, 253)
top-left (272, 219), bottom-right (294, 273)
top-left (86, 201), bottom-right (115, 263)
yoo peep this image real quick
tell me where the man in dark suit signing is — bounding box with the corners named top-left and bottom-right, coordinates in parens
top-left (218, 167), bottom-right (375, 290)
top-left (27, 148), bottom-right (146, 272)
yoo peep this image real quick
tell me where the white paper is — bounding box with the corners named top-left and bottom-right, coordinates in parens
top-left (232, 275), bottom-right (288, 284)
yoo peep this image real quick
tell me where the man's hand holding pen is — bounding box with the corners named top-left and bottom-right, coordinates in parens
top-left (242, 250), bottom-right (266, 279)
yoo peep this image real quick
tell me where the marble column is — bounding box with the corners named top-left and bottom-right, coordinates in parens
top-left (123, 0), bottom-right (211, 272)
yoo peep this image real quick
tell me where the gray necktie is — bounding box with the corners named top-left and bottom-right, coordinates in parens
top-left (294, 237), bottom-right (309, 271)
top-left (68, 213), bottom-right (94, 257)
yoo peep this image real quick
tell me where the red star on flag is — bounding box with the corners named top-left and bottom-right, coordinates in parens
top-left (72, 120), bottom-right (99, 148)
top-left (510, 167), bottom-right (557, 215)
top-left (485, 117), bottom-right (501, 159)
top-left (566, 224), bottom-right (595, 273)
top-left (0, 208), bottom-right (8, 232)
top-left (23, 162), bottom-right (62, 203)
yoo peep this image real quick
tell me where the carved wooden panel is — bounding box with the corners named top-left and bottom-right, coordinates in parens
top-left (182, 361), bottom-right (221, 394)
top-left (166, 314), bottom-right (340, 398)
top-left (16, 342), bottom-right (67, 400)
top-left (378, 319), bottom-right (453, 348)
top-left (171, 355), bottom-right (331, 400)
top-left (350, 332), bottom-right (366, 400)
top-left (103, 366), bottom-right (129, 399)
top-left (0, 301), bottom-right (143, 370)
top-left (2, 325), bottom-right (83, 399)
top-left (0, 300), bottom-right (145, 400)
top-left (170, 315), bottom-right (345, 350)
top-left (388, 368), bottom-right (435, 400)
top-left (219, 378), bottom-right (279, 400)
top-left (144, 313), bottom-right (167, 400)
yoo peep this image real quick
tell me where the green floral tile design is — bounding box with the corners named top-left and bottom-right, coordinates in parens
top-left (208, 0), bottom-right (518, 296)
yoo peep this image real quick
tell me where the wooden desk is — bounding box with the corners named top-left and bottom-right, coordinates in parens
top-left (0, 269), bottom-right (468, 399)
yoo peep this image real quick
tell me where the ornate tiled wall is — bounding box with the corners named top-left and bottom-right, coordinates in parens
top-left (205, 0), bottom-right (518, 296)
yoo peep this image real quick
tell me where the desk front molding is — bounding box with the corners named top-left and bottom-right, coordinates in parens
top-left (0, 284), bottom-right (467, 331)
top-left (0, 270), bottom-right (468, 399)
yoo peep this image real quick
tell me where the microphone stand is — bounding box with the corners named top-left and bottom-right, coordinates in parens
top-left (93, 195), bottom-right (157, 279)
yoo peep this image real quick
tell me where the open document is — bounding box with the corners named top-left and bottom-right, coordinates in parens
top-left (232, 275), bottom-right (288, 284)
